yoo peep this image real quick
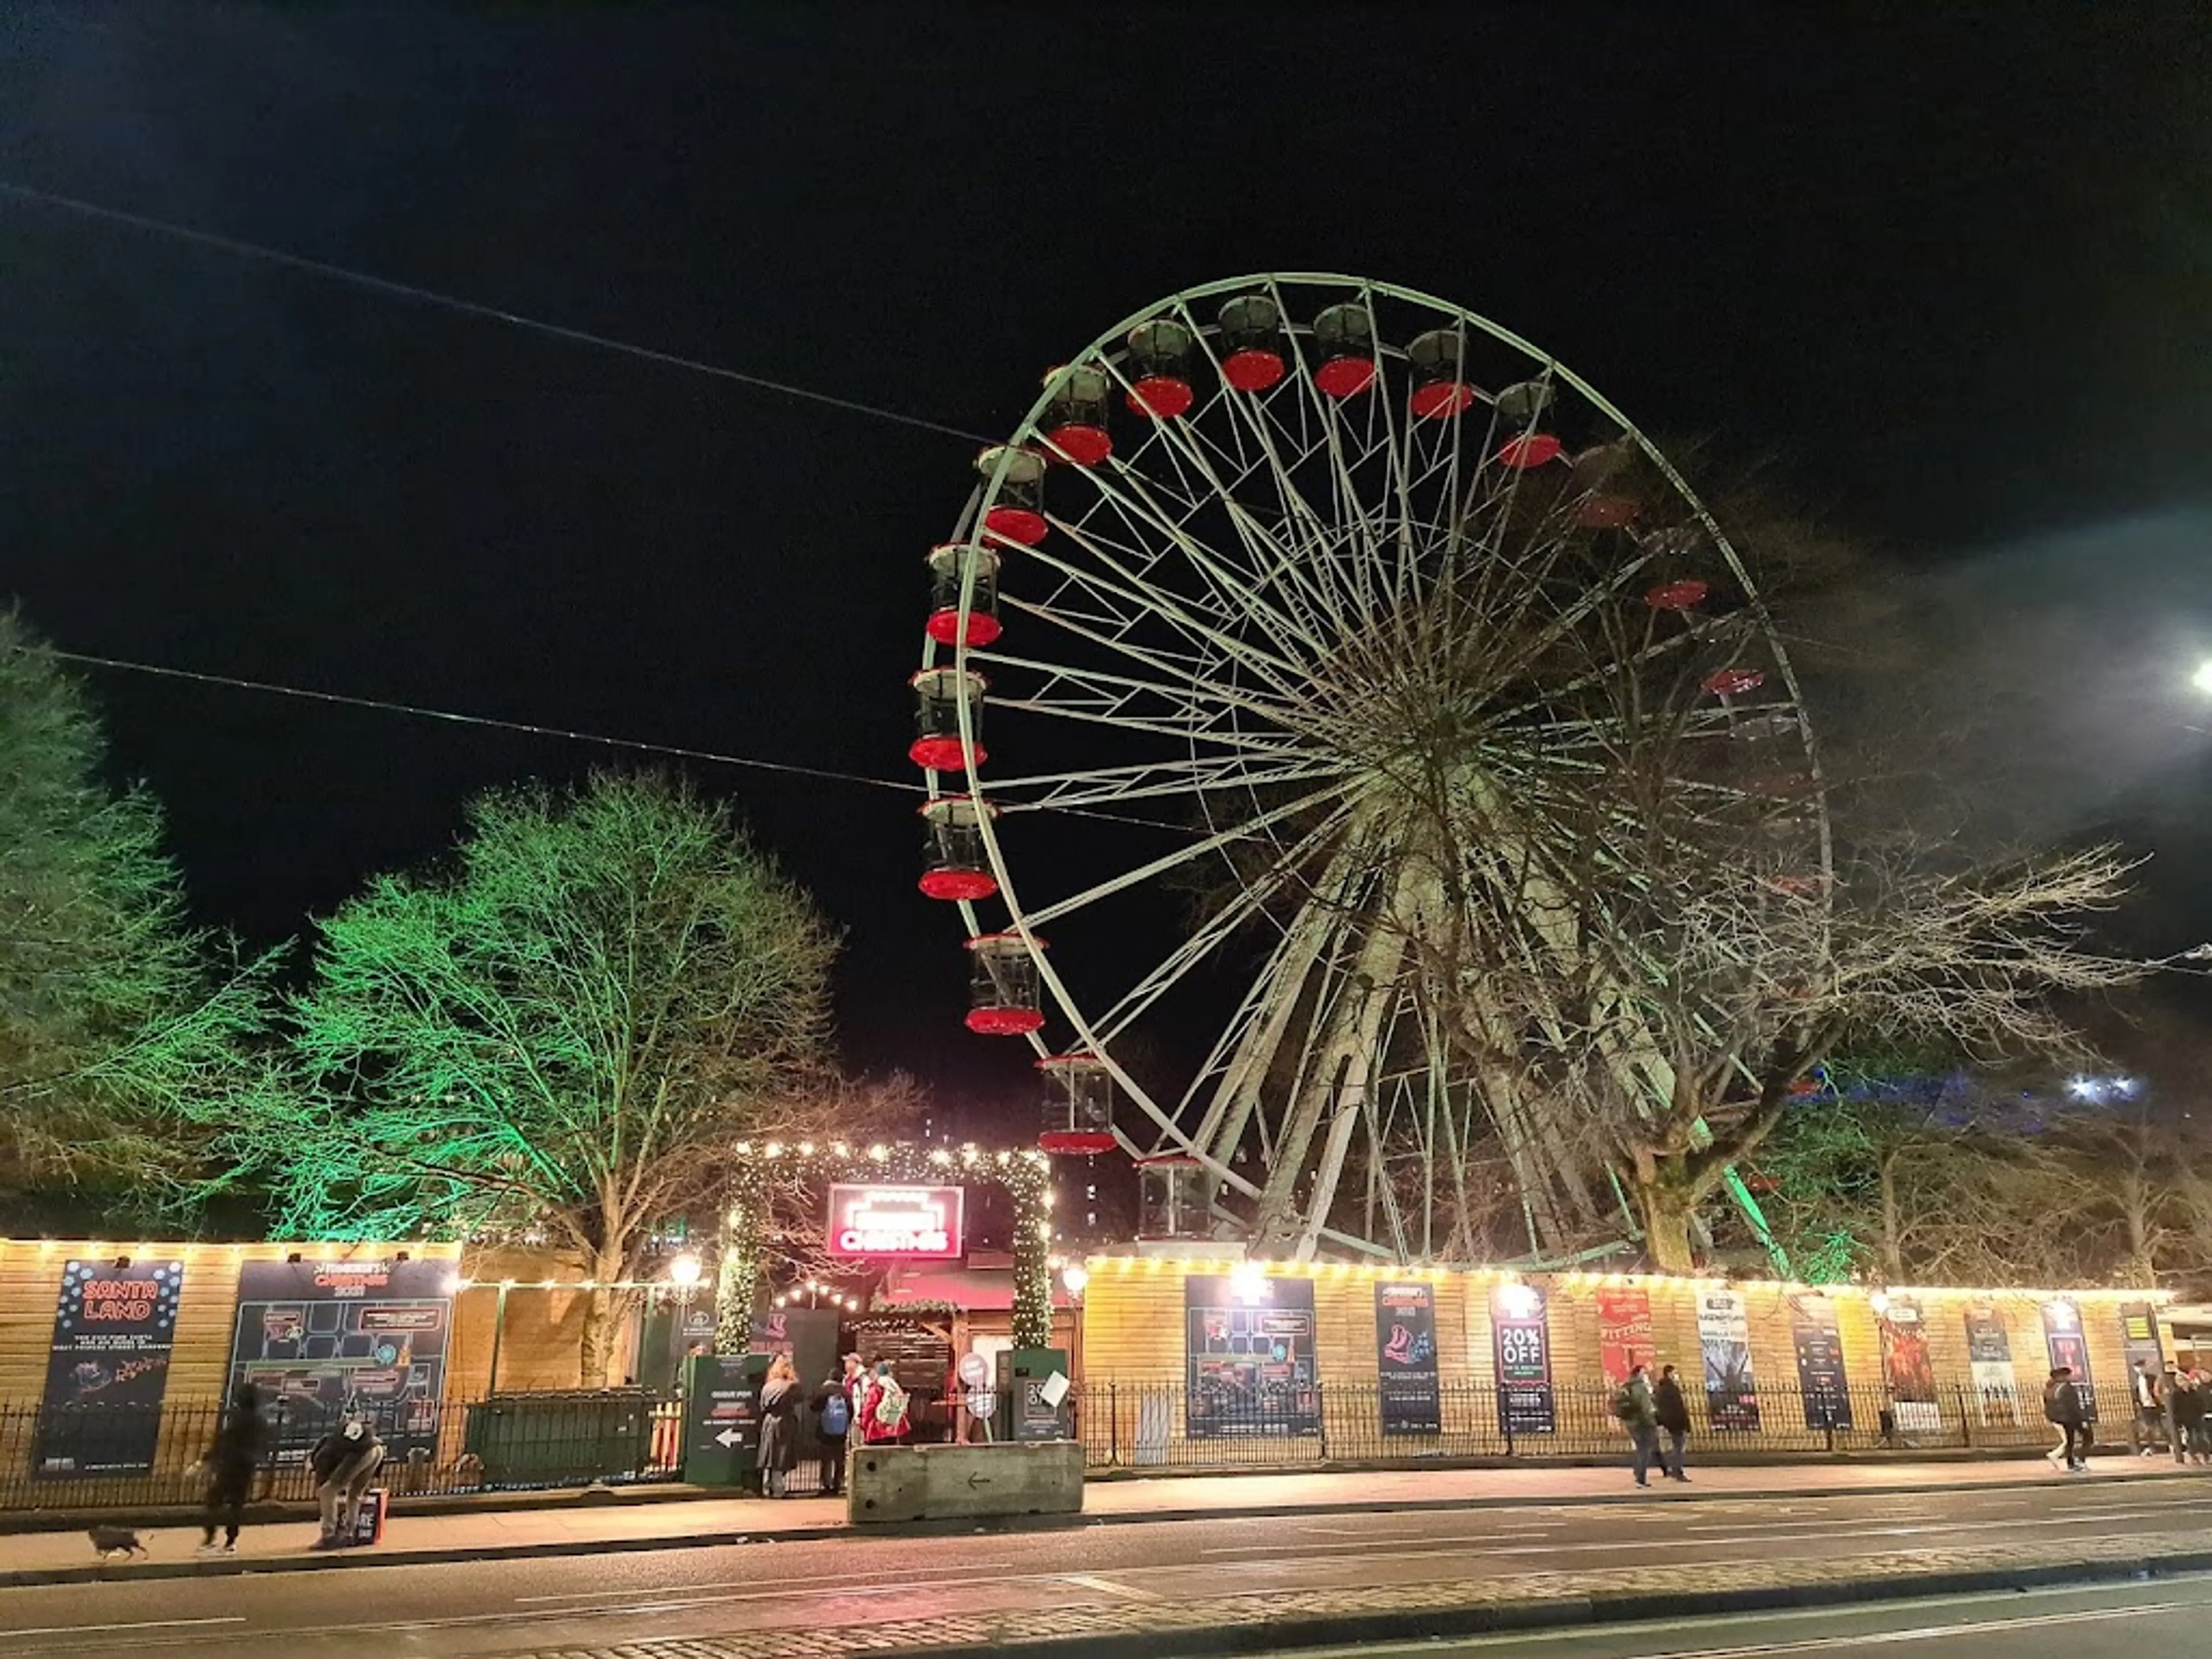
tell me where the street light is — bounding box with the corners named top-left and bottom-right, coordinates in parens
top-left (667, 1252), bottom-right (703, 1290)
top-left (1060, 1263), bottom-right (1089, 1298)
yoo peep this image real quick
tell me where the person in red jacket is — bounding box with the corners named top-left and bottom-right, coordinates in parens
top-left (860, 1361), bottom-right (910, 1444)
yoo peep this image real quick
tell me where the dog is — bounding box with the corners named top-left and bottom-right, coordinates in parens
top-left (87, 1525), bottom-right (147, 1561)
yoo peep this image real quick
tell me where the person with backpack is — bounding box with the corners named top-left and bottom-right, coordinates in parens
top-left (196, 1382), bottom-right (265, 1556)
top-left (1611, 1361), bottom-right (1661, 1487)
top-left (862, 1360), bottom-right (910, 1444)
top-left (1652, 1362), bottom-right (1692, 1482)
top-left (2043, 1365), bottom-right (2090, 1473)
top-left (812, 1364), bottom-right (854, 1495)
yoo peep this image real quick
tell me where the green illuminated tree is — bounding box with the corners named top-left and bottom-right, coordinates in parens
top-left (0, 611), bottom-right (275, 1221)
top-left (229, 771), bottom-right (839, 1383)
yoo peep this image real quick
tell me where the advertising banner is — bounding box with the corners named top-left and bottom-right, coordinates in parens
top-left (33, 1260), bottom-right (186, 1478)
top-left (1877, 1294), bottom-right (1941, 1433)
top-left (1491, 1285), bottom-right (1555, 1437)
top-left (2040, 1298), bottom-right (2097, 1423)
top-left (228, 1257), bottom-right (453, 1463)
top-left (825, 1184), bottom-right (964, 1260)
top-left (1696, 1288), bottom-right (1761, 1431)
top-left (1964, 1301), bottom-right (2020, 1426)
top-left (2119, 1300), bottom-right (2165, 1374)
top-left (1374, 1281), bottom-right (1441, 1435)
top-left (1790, 1295), bottom-right (1854, 1429)
top-left (1596, 1286), bottom-right (1654, 1387)
top-left (1185, 1274), bottom-right (1320, 1439)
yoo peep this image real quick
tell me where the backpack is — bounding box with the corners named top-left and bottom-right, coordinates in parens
top-left (820, 1390), bottom-right (851, 1437)
top-left (1610, 1384), bottom-right (1638, 1422)
top-left (872, 1376), bottom-right (908, 1428)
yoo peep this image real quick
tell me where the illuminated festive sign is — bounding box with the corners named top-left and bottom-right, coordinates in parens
top-left (826, 1183), bottom-right (964, 1259)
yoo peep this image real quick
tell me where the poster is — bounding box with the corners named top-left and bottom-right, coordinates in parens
top-left (1491, 1285), bottom-right (1555, 1436)
top-left (1596, 1286), bottom-right (1654, 1387)
top-left (1697, 1288), bottom-right (1761, 1430)
top-left (1185, 1274), bottom-right (1320, 1439)
top-left (228, 1257), bottom-right (453, 1463)
top-left (33, 1260), bottom-right (186, 1478)
top-left (2119, 1300), bottom-right (2165, 1376)
top-left (1964, 1301), bottom-right (2020, 1426)
top-left (1790, 1295), bottom-right (1854, 1429)
top-left (2040, 1298), bottom-right (2097, 1424)
top-left (1374, 1281), bottom-right (1441, 1435)
top-left (1877, 1294), bottom-right (1940, 1433)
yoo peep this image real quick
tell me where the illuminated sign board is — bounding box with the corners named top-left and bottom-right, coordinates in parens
top-left (827, 1183), bottom-right (965, 1260)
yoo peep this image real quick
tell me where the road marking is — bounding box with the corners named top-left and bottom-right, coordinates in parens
top-left (514, 1559), bottom-right (1018, 1603)
top-left (0, 1618), bottom-right (247, 1645)
top-left (1297, 1524), bottom-right (1554, 1539)
top-left (1633, 1597), bottom-right (2192, 1656)
top-left (1059, 1572), bottom-right (1161, 1601)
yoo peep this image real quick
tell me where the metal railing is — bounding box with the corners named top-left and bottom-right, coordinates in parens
top-left (0, 1389), bottom-right (684, 1516)
top-left (0, 1377), bottom-right (2155, 1513)
top-left (1074, 1378), bottom-right (2143, 1470)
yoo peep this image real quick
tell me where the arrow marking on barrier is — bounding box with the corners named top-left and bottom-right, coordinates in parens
top-left (715, 1429), bottom-right (743, 1448)
top-left (967, 1472), bottom-right (992, 1488)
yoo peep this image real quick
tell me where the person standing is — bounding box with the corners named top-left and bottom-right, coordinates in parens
top-left (862, 1360), bottom-right (910, 1444)
top-left (2170, 1367), bottom-right (2205, 1464)
top-left (196, 1382), bottom-right (264, 1556)
top-left (2043, 1366), bottom-right (2089, 1473)
top-left (309, 1418), bottom-right (385, 1548)
top-left (757, 1355), bottom-right (802, 1497)
top-left (1612, 1361), bottom-right (1661, 1487)
top-left (1652, 1362), bottom-right (1692, 1483)
top-left (812, 1365), bottom-right (853, 1495)
top-left (2131, 1359), bottom-right (2165, 1456)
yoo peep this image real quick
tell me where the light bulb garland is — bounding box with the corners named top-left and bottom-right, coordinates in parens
top-left (718, 1141), bottom-right (1056, 1351)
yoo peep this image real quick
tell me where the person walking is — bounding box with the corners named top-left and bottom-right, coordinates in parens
top-left (2043, 1365), bottom-right (2090, 1474)
top-left (757, 1355), bottom-right (802, 1497)
top-left (1652, 1362), bottom-right (1692, 1482)
top-left (1612, 1361), bottom-right (1662, 1487)
top-left (2171, 1367), bottom-right (2205, 1465)
top-left (862, 1360), bottom-right (910, 1445)
top-left (309, 1418), bottom-right (385, 1548)
top-left (812, 1364), bottom-right (854, 1495)
top-left (2131, 1358), bottom-right (2166, 1456)
top-left (195, 1382), bottom-right (264, 1556)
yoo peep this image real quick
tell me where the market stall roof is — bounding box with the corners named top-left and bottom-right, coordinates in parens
top-left (877, 1263), bottom-right (1071, 1312)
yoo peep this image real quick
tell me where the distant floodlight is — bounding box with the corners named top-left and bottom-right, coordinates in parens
top-left (2192, 658), bottom-right (2212, 696)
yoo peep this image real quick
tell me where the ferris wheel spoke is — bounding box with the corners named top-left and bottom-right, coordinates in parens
top-left (994, 757), bottom-right (1354, 815)
top-left (1024, 778), bottom-right (1354, 934)
top-left (972, 646), bottom-right (1306, 734)
top-left (1088, 816), bottom-right (1368, 1075)
top-left (1028, 520), bottom-right (1310, 698)
top-left (1078, 453), bottom-right (1328, 670)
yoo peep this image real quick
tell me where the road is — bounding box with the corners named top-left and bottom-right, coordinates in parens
top-left (1285, 1573), bottom-right (2212, 1659)
top-left (1, 1476), bottom-right (2206, 1657)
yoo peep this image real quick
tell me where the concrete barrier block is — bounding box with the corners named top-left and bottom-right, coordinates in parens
top-left (847, 1439), bottom-right (1084, 1525)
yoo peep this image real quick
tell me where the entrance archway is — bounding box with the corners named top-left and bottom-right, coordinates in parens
top-left (715, 1141), bottom-right (1054, 1351)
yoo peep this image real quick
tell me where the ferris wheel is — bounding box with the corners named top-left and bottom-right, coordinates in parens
top-left (906, 274), bottom-right (1827, 1266)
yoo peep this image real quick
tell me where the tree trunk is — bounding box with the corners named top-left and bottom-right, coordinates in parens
top-left (578, 1249), bottom-right (628, 1388)
top-left (1633, 1157), bottom-right (1700, 1274)
top-left (1877, 1153), bottom-right (1905, 1284)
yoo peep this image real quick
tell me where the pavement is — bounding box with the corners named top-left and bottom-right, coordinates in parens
top-left (1, 1452), bottom-right (2201, 1585)
top-left (2, 1457), bottom-right (2210, 1658)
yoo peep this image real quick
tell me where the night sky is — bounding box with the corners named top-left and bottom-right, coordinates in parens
top-left (4, 5), bottom-right (2210, 1126)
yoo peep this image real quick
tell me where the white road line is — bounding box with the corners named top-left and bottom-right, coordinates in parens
top-left (1059, 1573), bottom-right (1161, 1601)
top-left (514, 1559), bottom-right (1018, 1604)
top-left (1298, 1524), bottom-right (1555, 1540)
top-left (0, 1618), bottom-right (245, 1640)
